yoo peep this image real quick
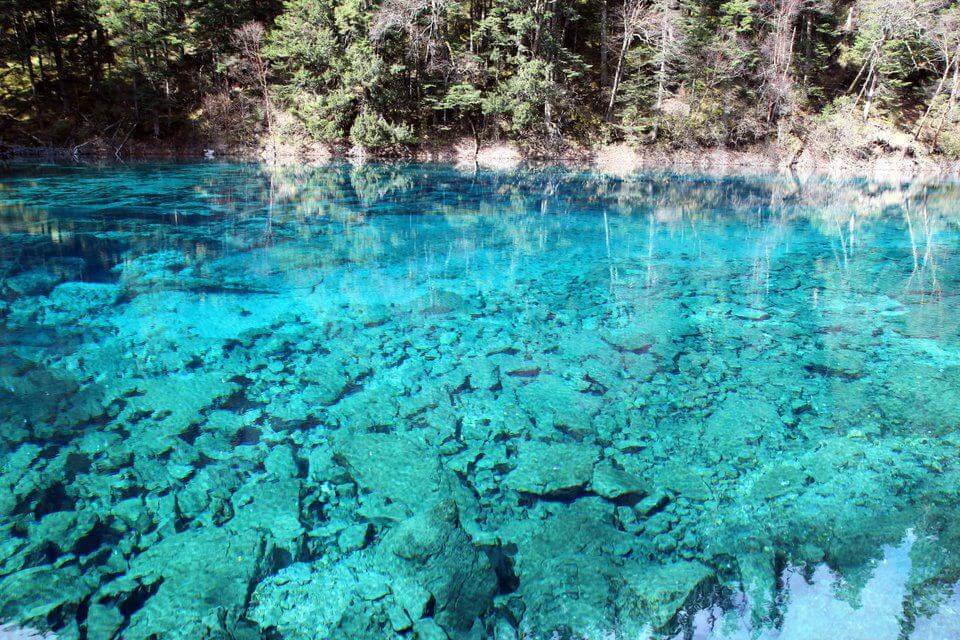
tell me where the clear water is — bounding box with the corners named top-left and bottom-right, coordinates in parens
top-left (2, 162), bottom-right (960, 640)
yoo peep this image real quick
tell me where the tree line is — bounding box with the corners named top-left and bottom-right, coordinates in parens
top-left (2, 0), bottom-right (960, 155)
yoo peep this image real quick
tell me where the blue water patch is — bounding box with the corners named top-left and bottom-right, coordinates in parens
top-left (1, 162), bottom-right (960, 639)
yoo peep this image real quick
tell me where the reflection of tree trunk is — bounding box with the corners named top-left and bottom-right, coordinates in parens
top-left (904, 191), bottom-right (942, 301)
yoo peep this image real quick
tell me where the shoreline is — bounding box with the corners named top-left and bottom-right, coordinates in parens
top-left (4, 138), bottom-right (959, 181)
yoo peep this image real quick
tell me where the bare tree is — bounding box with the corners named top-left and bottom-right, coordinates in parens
top-left (601, 0), bottom-right (610, 88)
top-left (603, 0), bottom-right (683, 135)
top-left (758, 0), bottom-right (804, 125)
top-left (914, 2), bottom-right (960, 144)
top-left (605, 0), bottom-right (647, 121)
top-left (233, 22), bottom-right (273, 139)
top-left (647, 0), bottom-right (682, 140)
top-left (846, 0), bottom-right (929, 120)
top-left (371, 0), bottom-right (449, 70)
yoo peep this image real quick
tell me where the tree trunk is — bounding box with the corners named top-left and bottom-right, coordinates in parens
top-left (802, 12), bottom-right (812, 85)
top-left (46, 2), bottom-right (67, 106)
top-left (916, 43), bottom-right (960, 141)
top-left (600, 0), bottom-right (609, 88)
top-left (531, 0), bottom-right (546, 57)
top-left (545, 63), bottom-right (556, 136)
top-left (651, 0), bottom-right (676, 141)
top-left (14, 17), bottom-right (37, 98)
top-left (863, 68), bottom-right (877, 120)
top-left (86, 28), bottom-right (100, 87)
top-left (932, 55), bottom-right (960, 148)
top-left (605, 1), bottom-right (639, 122)
top-left (36, 42), bottom-right (46, 83)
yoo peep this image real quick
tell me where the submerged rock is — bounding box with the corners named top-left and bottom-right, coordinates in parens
top-left (4, 268), bottom-right (68, 297)
top-left (85, 601), bottom-right (125, 640)
top-left (231, 477), bottom-right (305, 556)
top-left (251, 500), bottom-right (495, 639)
top-left (7, 165), bottom-right (960, 640)
top-left (0, 564), bottom-right (88, 625)
top-left (297, 353), bottom-right (352, 406)
top-left (334, 432), bottom-right (442, 512)
top-left (115, 251), bottom-right (190, 292)
top-left (412, 618), bottom-right (449, 640)
top-left (410, 290), bottom-right (468, 315)
top-left (250, 557), bottom-right (380, 640)
top-left (515, 499), bottom-right (631, 635)
top-left (122, 525), bottom-right (270, 640)
top-left (380, 500), bottom-right (497, 633)
top-left (44, 281), bottom-right (121, 318)
top-left (733, 307), bottom-right (771, 321)
top-left (602, 327), bottom-right (655, 355)
top-left (737, 551), bottom-right (777, 626)
top-left (703, 393), bottom-right (780, 460)
top-left (619, 560), bottom-right (715, 631)
top-left (802, 349), bottom-right (865, 381)
top-left (515, 375), bottom-right (599, 438)
top-left (507, 440), bottom-right (599, 497)
top-left (591, 459), bottom-right (649, 500)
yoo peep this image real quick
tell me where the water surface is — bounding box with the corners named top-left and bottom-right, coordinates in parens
top-left (2, 162), bottom-right (960, 639)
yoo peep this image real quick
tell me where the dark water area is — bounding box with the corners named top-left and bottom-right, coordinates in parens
top-left (2, 162), bottom-right (960, 639)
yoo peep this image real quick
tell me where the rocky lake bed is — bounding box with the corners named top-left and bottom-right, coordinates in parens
top-left (1, 162), bottom-right (960, 639)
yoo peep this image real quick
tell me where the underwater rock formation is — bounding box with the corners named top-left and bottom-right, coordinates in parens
top-left (251, 500), bottom-right (496, 639)
top-left (1, 164), bottom-right (960, 639)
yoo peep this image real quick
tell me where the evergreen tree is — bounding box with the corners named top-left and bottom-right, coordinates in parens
top-left (0, 0), bottom-right (956, 154)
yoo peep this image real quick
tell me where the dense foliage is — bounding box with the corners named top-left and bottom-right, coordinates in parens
top-left (2, 0), bottom-right (960, 154)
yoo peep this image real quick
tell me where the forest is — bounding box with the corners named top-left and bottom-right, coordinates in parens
top-left (1, 0), bottom-right (960, 158)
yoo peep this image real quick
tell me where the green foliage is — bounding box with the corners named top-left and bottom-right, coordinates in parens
top-left (96, 0), bottom-right (184, 108)
top-left (719, 0), bottom-right (757, 33)
top-left (494, 59), bottom-right (555, 134)
top-left (0, 0), bottom-right (955, 154)
top-left (437, 83), bottom-right (482, 112)
top-left (939, 131), bottom-right (960, 160)
top-left (349, 108), bottom-right (414, 150)
top-left (841, 0), bottom-right (935, 116)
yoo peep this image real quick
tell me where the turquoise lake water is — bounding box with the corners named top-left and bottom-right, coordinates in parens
top-left (2, 162), bottom-right (960, 639)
